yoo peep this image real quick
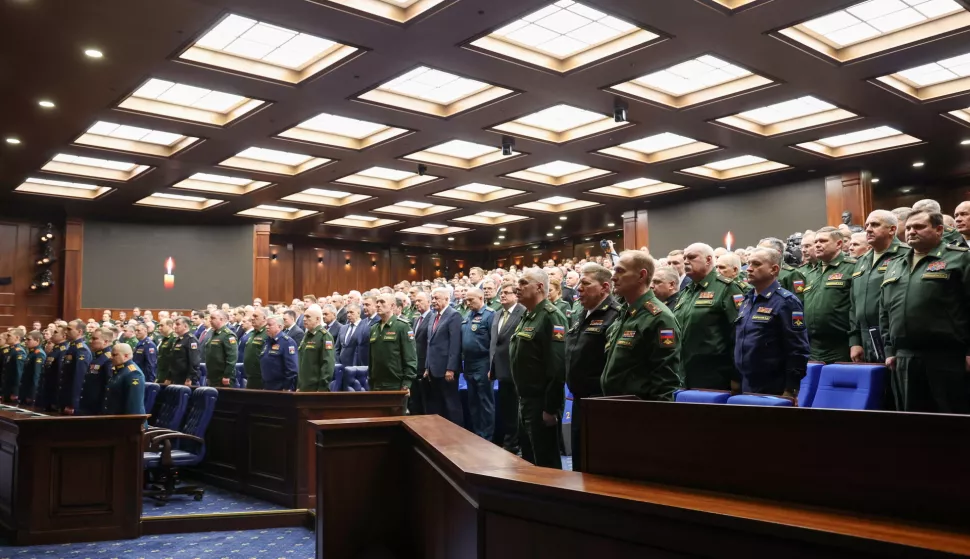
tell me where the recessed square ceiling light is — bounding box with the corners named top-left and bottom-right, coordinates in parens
top-left (74, 121), bottom-right (202, 157)
top-left (775, 0), bottom-right (970, 63)
top-left (794, 125), bottom-right (923, 158)
top-left (334, 166), bottom-right (440, 190)
top-left (452, 211), bottom-right (530, 225)
top-left (305, 0), bottom-right (454, 24)
top-left (14, 177), bottom-right (113, 200)
top-left (679, 155), bottom-right (790, 181)
top-left (489, 103), bottom-right (630, 144)
top-left (596, 132), bottom-right (720, 164)
top-left (219, 147), bottom-right (331, 176)
top-left (277, 112), bottom-right (411, 150)
top-left (355, 66), bottom-right (517, 118)
top-left (41, 153), bottom-right (151, 182)
top-left (237, 204), bottom-right (318, 220)
top-left (588, 177), bottom-right (687, 198)
top-left (945, 105), bottom-right (970, 127)
top-left (607, 54), bottom-right (773, 109)
top-left (402, 139), bottom-right (524, 169)
top-left (373, 201), bottom-right (456, 216)
top-left (280, 187), bottom-right (372, 207)
top-left (136, 192), bottom-right (224, 211)
top-left (179, 14), bottom-right (362, 84)
top-left (504, 160), bottom-right (612, 186)
top-left (172, 172), bottom-right (272, 195)
top-left (874, 52), bottom-right (970, 102)
top-left (465, 1), bottom-right (664, 74)
top-left (116, 78), bottom-right (267, 127)
top-left (514, 195), bottom-right (599, 213)
top-left (432, 182), bottom-right (526, 203)
top-left (713, 96), bottom-right (860, 136)
top-left (399, 224), bottom-right (471, 235)
top-left (324, 215), bottom-right (401, 229)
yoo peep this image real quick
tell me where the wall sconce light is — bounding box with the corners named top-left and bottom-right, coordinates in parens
top-left (317, 257), bottom-right (324, 264)
top-left (411, 265), bottom-right (416, 271)
top-left (271, 254), bottom-right (278, 261)
top-left (345, 258), bottom-right (352, 265)
top-left (40, 223), bottom-right (54, 242)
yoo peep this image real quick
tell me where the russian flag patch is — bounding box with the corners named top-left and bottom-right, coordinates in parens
top-left (552, 325), bottom-right (565, 340)
top-left (732, 294), bottom-right (744, 309)
top-left (792, 311), bottom-right (805, 329)
top-left (325, 340), bottom-right (333, 350)
top-left (659, 329), bottom-right (675, 345)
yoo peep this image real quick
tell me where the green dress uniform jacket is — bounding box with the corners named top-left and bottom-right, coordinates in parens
top-left (601, 290), bottom-right (684, 401)
top-left (672, 271), bottom-right (744, 389)
top-left (243, 326), bottom-right (270, 389)
top-left (734, 278), bottom-right (753, 294)
top-left (156, 333), bottom-right (177, 384)
top-left (368, 316), bottom-right (417, 390)
top-left (103, 360), bottom-right (146, 415)
top-left (510, 300), bottom-right (567, 416)
top-left (565, 296), bottom-right (622, 399)
top-left (879, 241), bottom-right (970, 413)
top-left (552, 298), bottom-right (574, 324)
top-left (944, 225), bottom-right (963, 246)
top-left (298, 325), bottom-right (335, 392)
top-left (170, 333), bottom-right (201, 385)
top-left (803, 253), bottom-right (858, 363)
top-left (205, 326), bottom-right (238, 386)
top-left (487, 296), bottom-right (502, 312)
top-left (779, 264), bottom-right (807, 301)
top-left (849, 239), bottom-right (909, 361)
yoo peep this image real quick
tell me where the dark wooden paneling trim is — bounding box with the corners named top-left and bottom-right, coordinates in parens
top-left (62, 218), bottom-right (83, 321)
top-left (253, 223), bottom-right (271, 302)
top-left (141, 509), bottom-right (309, 535)
top-left (825, 171), bottom-right (872, 227)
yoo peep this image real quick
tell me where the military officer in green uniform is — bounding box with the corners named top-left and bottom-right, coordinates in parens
top-left (155, 319), bottom-right (177, 384)
top-left (243, 309), bottom-right (270, 389)
top-left (170, 318), bottom-right (201, 386)
top-left (549, 278), bottom-right (574, 323)
top-left (105, 343), bottom-right (146, 416)
top-left (849, 210), bottom-right (910, 363)
top-left (650, 266), bottom-right (681, 310)
top-left (879, 209), bottom-right (970, 413)
top-left (483, 280), bottom-right (503, 311)
top-left (601, 250), bottom-right (684, 401)
top-left (759, 237), bottom-right (807, 300)
top-left (674, 243), bottom-right (744, 390)
top-left (297, 305), bottom-right (335, 392)
top-left (803, 226), bottom-right (857, 363)
top-left (510, 269), bottom-right (567, 469)
top-left (453, 286), bottom-right (470, 318)
top-left (205, 310), bottom-right (238, 387)
top-left (368, 294), bottom-right (417, 393)
top-left (912, 198), bottom-right (963, 246)
top-left (798, 231), bottom-right (818, 279)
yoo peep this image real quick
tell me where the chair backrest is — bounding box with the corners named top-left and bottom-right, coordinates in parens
top-left (675, 390), bottom-right (731, 404)
top-left (353, 366), bottom-right (369, 391)
top-left (726, 394), bottom-right (793, 407)
top-left (811, 364), bottom-right (887, 410)
top-left (198, 363), bottom-right (207, 386)
top-left (144, 382), bottom-right (161, 413)
top-left (150, 385), bottom-right (191, 428)
top-left (177, 387), bottom-right (218, 457)
top-left (343, 366), bottom-right (363, 391)
top-left (798, 362), bottom-right (825, 408)
top-left (234, 363), bottom-right (245, 388)
top-left (331, 364), bottom-right (344, 392)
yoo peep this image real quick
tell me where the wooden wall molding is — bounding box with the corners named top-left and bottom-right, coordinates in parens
top-left (61, 218), bottom-right (83, 321)
top-left (0, 219), bottom-right (63, 328)
top-left (253, 223), bottom-right (271, 303)
top-left (825, 171), bottom-right (872, 227)
top-left (622, 209), bottom-right (648, 251)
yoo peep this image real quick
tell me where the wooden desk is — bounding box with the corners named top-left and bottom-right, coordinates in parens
top-left (0, 406), bottom-right (147, 545)
top-left (201, 389), bottom-right (406, 509)
top-left (312, 415), bottom-right (970, 558)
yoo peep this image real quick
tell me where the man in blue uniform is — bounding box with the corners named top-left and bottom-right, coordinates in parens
top-left (1, 328), bottom-right (26, 403)
top-left (20, 331), bottom-right (46, 406)
top-left (79, 328), bottom-right (113, 415)
top-left (461, 288), bottom-right (495, 439)
top-left (734, 247), bottom-right (810, 398)
top-left (104, 343), bottom-right (146, 416)
top-left (260, 315), bottom-right (299, 391)
top-left (133, 323), bottom-right (157, 382)
top-left (39, 325), bottom-right (67, 411)
top-left (60, 320), bottom-right (93, 415)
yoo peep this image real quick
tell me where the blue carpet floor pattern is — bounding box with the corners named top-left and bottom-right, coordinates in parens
top-left (0, 527), bottom-right (314, 559)
top-left (142, 480), bottom-right (289, 517)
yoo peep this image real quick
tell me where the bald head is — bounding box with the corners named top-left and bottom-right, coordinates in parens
top-left (684, 243), bottom-right (715, 280)
top-left (954, 201), bottom-right (970, 237)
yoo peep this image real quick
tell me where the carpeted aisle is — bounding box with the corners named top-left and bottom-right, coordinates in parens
top-left (141, 480), bottom-right (289, 516)
top-left (0, 527), bottom-right (314, 559)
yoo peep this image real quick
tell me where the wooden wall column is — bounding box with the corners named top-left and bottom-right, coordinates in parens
top-left (622, 209), bottom-right (649, 251)
top-left (825, 171), bottom-right (873, 227)
top-left (62, 218), bottom-right (83, 320)
top-left (253, 223), bottom-right (271, 303)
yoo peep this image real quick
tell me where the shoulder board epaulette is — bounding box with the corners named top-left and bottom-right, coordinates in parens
top-left (543, 301), bottom-right (557, 312)
top-left (715, 275), bottom-right (733, 284)
top-left (781, 263), bottom-right (794, 271)
top-left (776, 287), bottom-right (796, 299)
top-left (127, 364), bottom-right (137, 371)
top-left (643, 300), bottom-right (663, 316)
top-left (843, 257), bottom-right (858, 264)
top-left (396, 315), bottom-right (411, 323)
top-left (482, 306), bottom-right (494, 313)
top-left (946, 244), bottom-right (969, 251)
top-left (946, 226), bottom-right (958, 233)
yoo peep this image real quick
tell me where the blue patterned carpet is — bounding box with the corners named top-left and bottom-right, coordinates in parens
top-left (0, 528), bottom-right (315, 559)
top-left (142, 480), bottom-right (290, 517)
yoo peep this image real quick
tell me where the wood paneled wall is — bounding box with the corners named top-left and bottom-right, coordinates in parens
top-left (825, 171), bottom-right (873, 227)
top-left (874, 184), bottom-right (970, 215)
top-left (268, 243), bottom-right (395, 302)
top-left (0, 220), bottom-right (62, 329)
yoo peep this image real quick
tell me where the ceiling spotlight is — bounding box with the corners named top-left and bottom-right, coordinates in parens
top-left (555, 225), bottom-right (562, 230)
top-left (417, 163), bottom-right (428, 176)
top-left (38, 100), bottom-right (55, 108)
top-left (559, 216), bottom-right (567, 221)
top-left (613, 99), bottom-right (628, 123)
top-left (5, 137), bottom-right (21, 144)
top-left (84, 49), bottom-right (103, 58)
top-left (607, 222), bottom-right (615, 227)
top-left (912, 161), bottom-right (925, 168)
top-left (498, 235), bottom-right (505, 239)
top-left (962, 140), bottom-right (970, 145)
top-left (546, 233), bottom-right (554, 237)
top-left (501, 135), bottom-right (515, 156)
top-left (493, 241), bottom-right (500, 245)
top-left (871, 178), bottom-right (880, 184)
top-left (498, 227), bottom-right (506, 232)
top-left (447, 237), bottom-right (454, 241)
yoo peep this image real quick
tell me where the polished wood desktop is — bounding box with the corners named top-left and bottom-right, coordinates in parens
top-left (0, 405), bottom-right (147, 545)
top-left (201, 388), bottom-right (407, 509)
top-left (312, 414), bottom-right (970, 558)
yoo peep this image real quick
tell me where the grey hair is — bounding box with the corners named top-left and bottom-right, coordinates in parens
top-left (580, 263), bottom-right (612, 286)
top-left (750, 247), bottom-right (782, 267)
top-left (304, 304), bottom-right (323, 319)
top-left (913, 199), bottom-right (941, 213)
top-left (520, 268), bottom-right (550, 296)
top-left (717, 252), bottom-right (741, 270)
top-left (758, 237), bottom-right (785, 253)
top-left (867, 209), bottom-right (898, 227)
top-left (652, 266), bottom-right (679, 285)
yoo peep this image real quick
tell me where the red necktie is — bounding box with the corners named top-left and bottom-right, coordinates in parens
top-left (432, 313), bottom-right (441, 333)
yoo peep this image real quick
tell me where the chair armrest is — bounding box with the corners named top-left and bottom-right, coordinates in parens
top-left (143, 428), bottom-right (179, 450)
top-left (148, 432), bottom-right (204, 451)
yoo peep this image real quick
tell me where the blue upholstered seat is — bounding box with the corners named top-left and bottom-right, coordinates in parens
top-left (811, 364), bottom-right (887, 410)
top-left (675, 390), bottom-right (732, 404)
top-left (143, 382), bottom-right (161, 415)
top-left (798, 362), bottom-right (824, 408)
top-left (234, 363), bottom-right (246, 388)
top-left (149, 385), bottom-right (190, 429)
top-left (726, 394), bottom-right (793, 406)
top-left (342, 366), bottom-right (369, 391)
top-left (331, 364), bottom-right (344, 392)
top-left (198, 363), bottom-right (207, 386)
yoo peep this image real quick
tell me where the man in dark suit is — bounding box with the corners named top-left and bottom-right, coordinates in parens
top-left (191, 310), bottom-right (206, 340)
top-left (489, 281), bottom-right (525, 453)
top-left (410, 292), bottom-right (433, 415)
top-left (355, 295), bottom-right (380, 368)
top-left (322, 305), bottom-right (342, 339)
top-left (424, 287), bottom-right (463, 424)
top-left (334, 294), bottom-right (349, 325)
top-left (283, 310), bottom-right (305, 347)
top-left (334, 304), bottom-right (362, 369)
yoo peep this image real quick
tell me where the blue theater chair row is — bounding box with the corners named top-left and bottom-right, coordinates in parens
top-left (674, 363), bottom-right (888, 409)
